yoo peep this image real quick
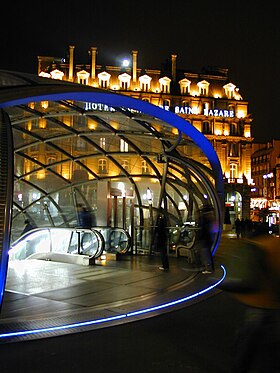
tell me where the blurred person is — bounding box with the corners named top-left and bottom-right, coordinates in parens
top-left (78, 205), bottom-right (93, 229)
top-left (154, 209), bottom-right (169, 272)
top-left (218, 233), bottom-right (280, 372)
top-left (196, 205), bottom-right (215, 274)
top-left (21, 219), bottom-right (36, 236)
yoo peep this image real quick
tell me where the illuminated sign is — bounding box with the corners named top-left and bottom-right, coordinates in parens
top-left (84, 102), bottom-right (115, 111)
top-left (174, 106), bottom-right (234, 118)
top-left (84, 102), bottom-right (235, 118)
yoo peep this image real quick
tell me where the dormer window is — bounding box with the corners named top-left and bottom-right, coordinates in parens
top-left (39, 71), bottom-right (51, 78)
top-left (120, 139), bottom-right (128, 152)
top-left (159, 76), bottom-right (171, 93)
top-left (179, 78), bottom-right (191, 95)
top-left (77, 70), bottom-right (90, 85)
top-left (118, 73), bottom-right (131, 90)
top-left (223, 83), bottom-right (236, 99)
top-left (98, 71), bottom-right (111, 89)
top-left (197, 80), bottom-right (209, 96)
top-left (139, 74), bottom-right (152, 92)
top-left (50, 69), bottom-right (64, 80)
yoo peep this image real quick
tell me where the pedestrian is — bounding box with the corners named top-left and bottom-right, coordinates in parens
top-left (78, 205), bottom-right (93, 228)
top-left (218, 233), bottom-right (280, 372)
top-left (21, 219), bottom-right (36, 236)
top-left (235, 217), bottom-right (242, 238)
top-left (154, 209), bottom-right (169, 272)
top-left (240, 218), bottom-right (246, 238)
top-left (196, 205), bottom-right (215, 274)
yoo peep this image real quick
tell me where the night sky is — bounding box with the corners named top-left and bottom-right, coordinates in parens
top-left (1, 1), bottom-right (279, 142)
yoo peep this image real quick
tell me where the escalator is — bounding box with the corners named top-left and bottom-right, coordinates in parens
top-left (0, 110), bottom-right (14, 311)
top-left (9, 227), bottom-right (132, 264)
top-left (9, 228), bottom-right (105, 264)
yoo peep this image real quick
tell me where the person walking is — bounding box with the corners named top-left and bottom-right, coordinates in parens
top-left (218, 233), bottom-right (280, 372)
top-left (196, 205), bottom-right (215, 274)
top-left (154, 209), bottom-right (169, 272)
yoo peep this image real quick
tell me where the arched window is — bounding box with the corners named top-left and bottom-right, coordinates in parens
top-left (141, 160), bottom-right (149, 174)
top-left (121, 160), bottom-right (129, 172)
top-left (230, 122), bottom-right (238, 136)
top-left (98, 159), bottom-right (108, 174)
top-left (230, 163), bottom-right (237, 179)
top-left (202, 121), bottom-right (212, 134)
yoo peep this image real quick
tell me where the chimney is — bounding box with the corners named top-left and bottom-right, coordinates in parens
top-left (132, 50), bottom-right (138, 83)
top-left (37, 56), bottom-right (42, 75)
top-left (171, 54), bottom-right (177, 82)
top-left (68, 45), bottom-right (75, 81)
top-left (90, 47), bottom-right (97, 80)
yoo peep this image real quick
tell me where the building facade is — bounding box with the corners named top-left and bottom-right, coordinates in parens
top-left (251, 139), bottom-right (280, 229)
top-left (38, 46), bottom-right (254, 226)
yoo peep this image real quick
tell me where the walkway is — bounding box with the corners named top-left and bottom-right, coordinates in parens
top-left (0, 238), bottom-right (232, 343)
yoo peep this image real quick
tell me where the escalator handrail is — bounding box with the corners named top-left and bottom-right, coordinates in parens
top-left (9, 227), bottom-right (105, 260)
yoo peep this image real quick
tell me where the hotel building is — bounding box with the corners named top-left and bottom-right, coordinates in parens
top-left (38, 46), bottom-right (253, 225)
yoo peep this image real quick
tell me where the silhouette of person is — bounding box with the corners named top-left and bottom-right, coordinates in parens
top-left (219, 233), bottom-right (280, 372)
top-left (235, 217), bottom-right (242, 238)
top-left (196, 205), bottom-right (215, 274)
top-left (78, 206), bottom-right (93, 228)
top-left (154, 209), bottom-right (169, 271)
top-left (21, 219), bottom-right (36, 236)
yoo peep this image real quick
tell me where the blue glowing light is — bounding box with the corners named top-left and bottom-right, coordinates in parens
top-left (0, 265), bottom-right (226, 341)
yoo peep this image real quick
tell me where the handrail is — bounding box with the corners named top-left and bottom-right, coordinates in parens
top-left (0, 110), bottom-right (14, 312)
top-left (93, 227), bottom-right (131, 255)
top-left (9, 227), bottom-right (105, 261)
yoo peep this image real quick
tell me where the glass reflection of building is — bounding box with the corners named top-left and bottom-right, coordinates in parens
top-left (38, 46), bottom-right (254, 225)
top-left (0, 70), bottom-right (223, 256)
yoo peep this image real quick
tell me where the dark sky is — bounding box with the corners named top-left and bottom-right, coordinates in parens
top-left (1, 1), bottom-right (279, 142)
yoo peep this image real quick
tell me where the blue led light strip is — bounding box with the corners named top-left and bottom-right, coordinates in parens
top-left (0, 265), bottom-right (226, 340)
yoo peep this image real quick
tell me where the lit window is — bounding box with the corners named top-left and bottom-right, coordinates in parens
top-left (100, 137), bottom-right (106, 149)
top-left (141, 160), bottom-right (149, 174)
top-left (118, 73), bottom-right (131, 90)
top-left (223, 83), bottom-right (236, 99)
top-left (77, 70), bottom-right (90, 85)
top-left (139, 74), bottom-right (152, 92)
top-left (50, 69), bottom-right (64, 80)
top-left (179, 78), bottom-right (191, 95)
top-left (98, 159), bottom-right (108, 174)
top-left (159, 76), bottom-right (171, 93)
top-left (47, 156), bottom-right (56, 164)
top-left (121, 160), bottom-right (129, 172)
top-left (98, 71), bottom-right (111, 89)
top-left (120, 139), bottom-right (128, 152)
top-left (197, 80), bottom-right (209, 96)
top-left (230, 163), bottom-right (237, 179)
